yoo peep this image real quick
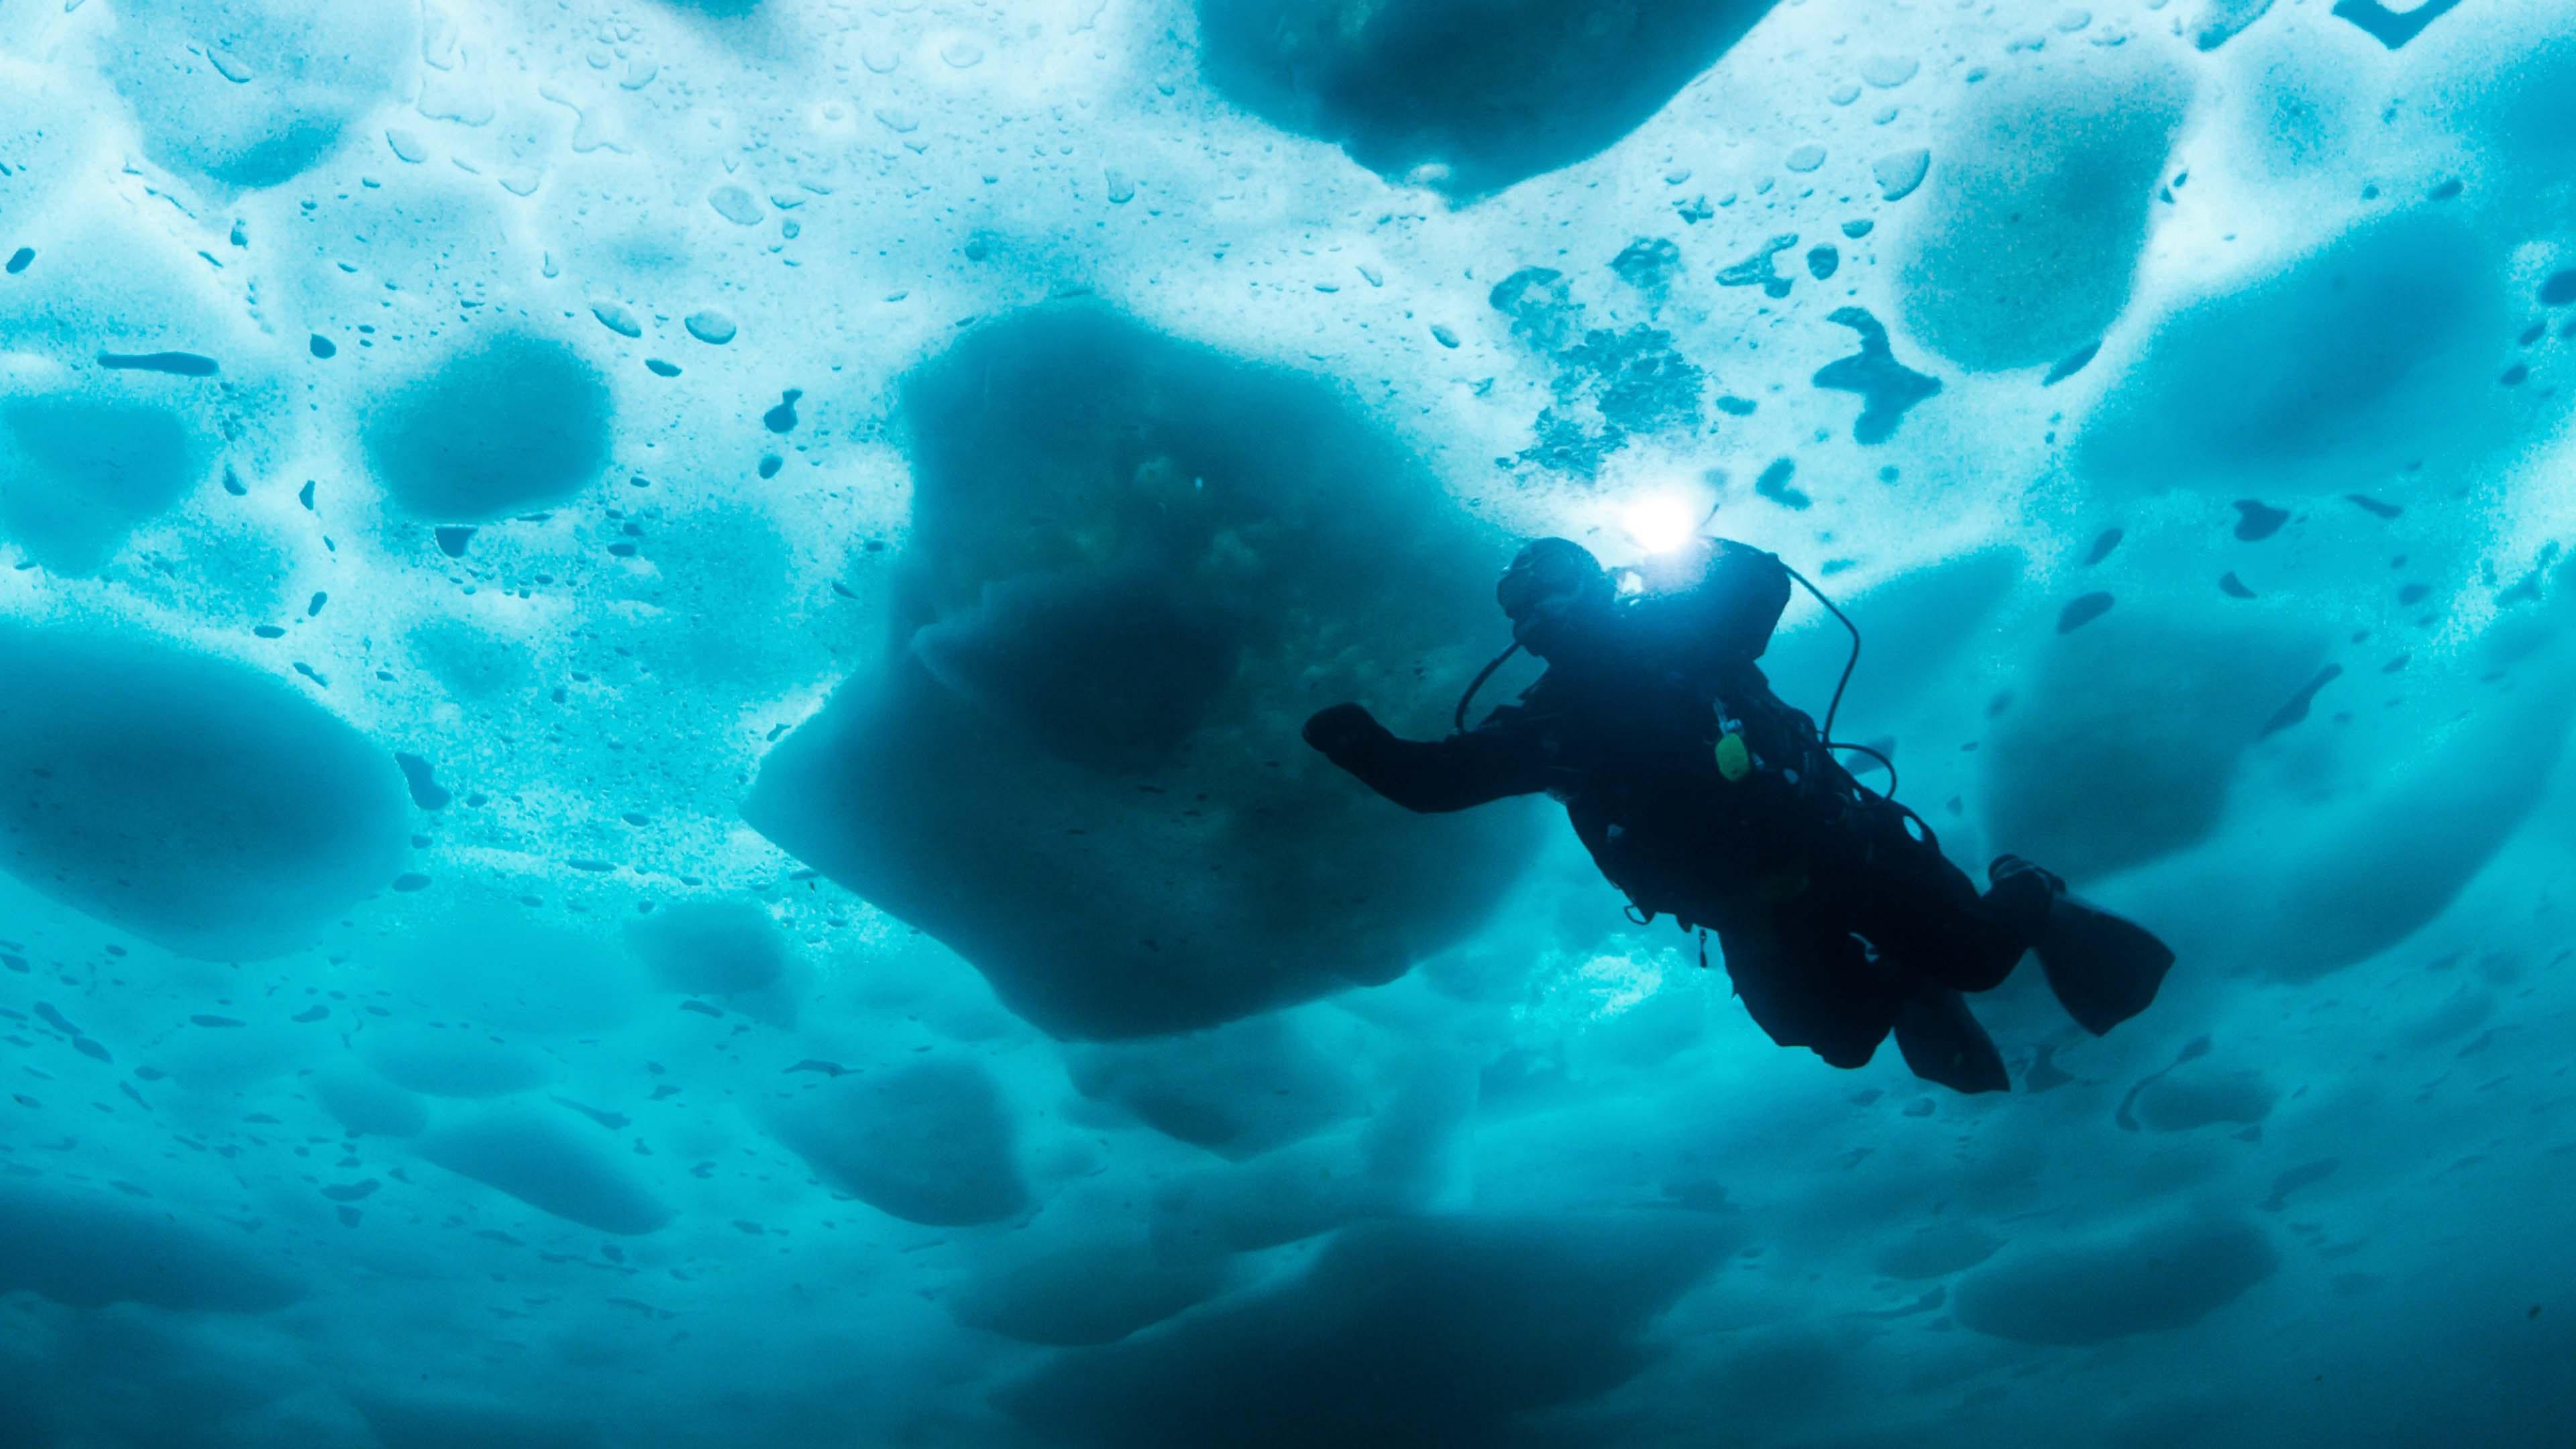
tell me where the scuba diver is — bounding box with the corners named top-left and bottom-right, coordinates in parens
top-left (1303, 536), bottom-right (2174, 1093)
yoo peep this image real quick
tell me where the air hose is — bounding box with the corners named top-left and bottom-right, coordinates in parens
top-left (1778, 562), bottom-right (1898, 800)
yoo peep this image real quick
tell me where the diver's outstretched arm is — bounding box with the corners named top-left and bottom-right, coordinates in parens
top-left (1302, 703), bottom-right (1550, 813)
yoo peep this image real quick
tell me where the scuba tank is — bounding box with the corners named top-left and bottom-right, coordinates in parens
top-left (1620, 537), bottom-right (1793, 665)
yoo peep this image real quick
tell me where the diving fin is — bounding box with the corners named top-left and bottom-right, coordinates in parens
top-left (1991, 856), bottom-right (2175, 1036)
top-left (1894, 987), bottom-right (2010, 1095)
top-left (2035, 895), bottom-right (2176, 1036)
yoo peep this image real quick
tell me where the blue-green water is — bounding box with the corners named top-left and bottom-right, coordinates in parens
top-left (2, 1), bottom-right (2573, 1444)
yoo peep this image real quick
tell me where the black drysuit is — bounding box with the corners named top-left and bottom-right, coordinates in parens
top-left (1309, 636), bottom-right (2045, 1069)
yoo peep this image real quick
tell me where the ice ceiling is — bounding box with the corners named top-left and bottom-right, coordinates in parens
top-left (3, 0), bottom-right (2575, 1445)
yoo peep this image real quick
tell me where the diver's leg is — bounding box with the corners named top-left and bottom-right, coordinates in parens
top-left (1892, 986), bottom-right (2010, 1095)
top-left (1853, 824), bottom-right (2035, 995)
top-left (1987, 856), bottom-right (2176, 1035)
top-left (1716, 922), bottom-right (1899, 1070)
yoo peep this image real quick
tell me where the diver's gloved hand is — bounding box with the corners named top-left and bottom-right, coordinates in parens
top-left (1301, 702), bottom-right (1384, 758)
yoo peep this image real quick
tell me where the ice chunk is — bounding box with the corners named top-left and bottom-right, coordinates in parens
top-left (627, 898), bottom-right (784, 995)
top-left (769, 1059), bottom-right (1030, 1226)
top-left (0, 624), bottom-right (407, 959)
top-left (310, 1067), bottom-right (430, 1138)
top-left (0, 1182), bottom-right (303, 1311)
top-left (363, 1023), bottom-right (552, 1099)
top-left (1984, 612), bottom-right (2324, 881)
top-left (2133, 1069), bottom-right (2277, 1131)
top-left (416, 1108), bottom-right (674, 1235)
top-left (951, 1230), bottom-right (1232, 1346)
top-left (356, 1396), bottom-right (607, 1449)
top-left (1954, 1218), bottom-right (2276, 1344)
top-left (1874, 1220), bottom-right (2005, 1279)
top-left (1196, 0), bottom-right (1777, 198)
top-left (0, 393), bottom-right (205, 574)
top-left (999, 1215), bottom-right (1727, 1446)
top-left (101, 0), bottom-right (413, 189)
top-left (1066, 1014), bottom-right (1361, 1160)
top-left (744, 307), bottom-right (1537, 1038)
top-left (1895, 56), bottom-right (2188, 371)
top-left (2080, 211), bottom-right (2507, 494)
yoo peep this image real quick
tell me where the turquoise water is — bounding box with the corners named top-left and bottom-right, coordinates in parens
top-left (3, 1), bottom-right (2573, 1444)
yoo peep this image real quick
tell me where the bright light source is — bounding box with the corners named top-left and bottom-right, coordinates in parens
top-left (1620, 492), bottom-right (1700, 554)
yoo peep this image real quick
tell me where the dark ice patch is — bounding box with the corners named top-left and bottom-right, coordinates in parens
top-left (2084, 527), bottom-right (2123, 565)
top-left (97, 351), bottom-right (218, 378)
top-left (1490, 266), bottom-right (1579, 350)
top-left (2191, 0), bottom-right (2275, 49)
top-left (1813, 307), bottom-right (1940, 444)
top-left (2219, 572), bottom-right (2255, 599)
top-left (2331, 0), bottom-right (2463, 48)
top-left (3, 248), bottom-right (31, 274)
top-left (1610, 237), bottom-right (1681, 300)
top-left (550, 1095), bottom-right (631, 1132)
top-left (763, 388), bottom-right (802, 434)
top-left (2056, 592), bottom-right (2114, 633)
top-left (1805, 244), bottom-right (1840, 281)
top-left (2043, 341), bottom-right (2101, 386)
top-left (2231, 498), bottom-right (2289, 540)
top-left (366, 334), bottom-right (611, 521)
top-left (1718, 233), bottom-right (1798, 299)
top-left (2347, 493), bottom-right (2402, 519)
top-left (1487, 270), bottom-right (1709, 476)
top-left (2261, 1157), bottom-right (2340, 1210)
top-left (394, 751), bottom-right (451, 810)
top-left (1754, 457), bottom-right (1811, 510)
top-left (2257, 664), bottom-right (2343, 738)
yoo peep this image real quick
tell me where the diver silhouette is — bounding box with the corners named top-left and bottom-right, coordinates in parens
top-left (1304, 537), bottom-right (2175, 1093)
